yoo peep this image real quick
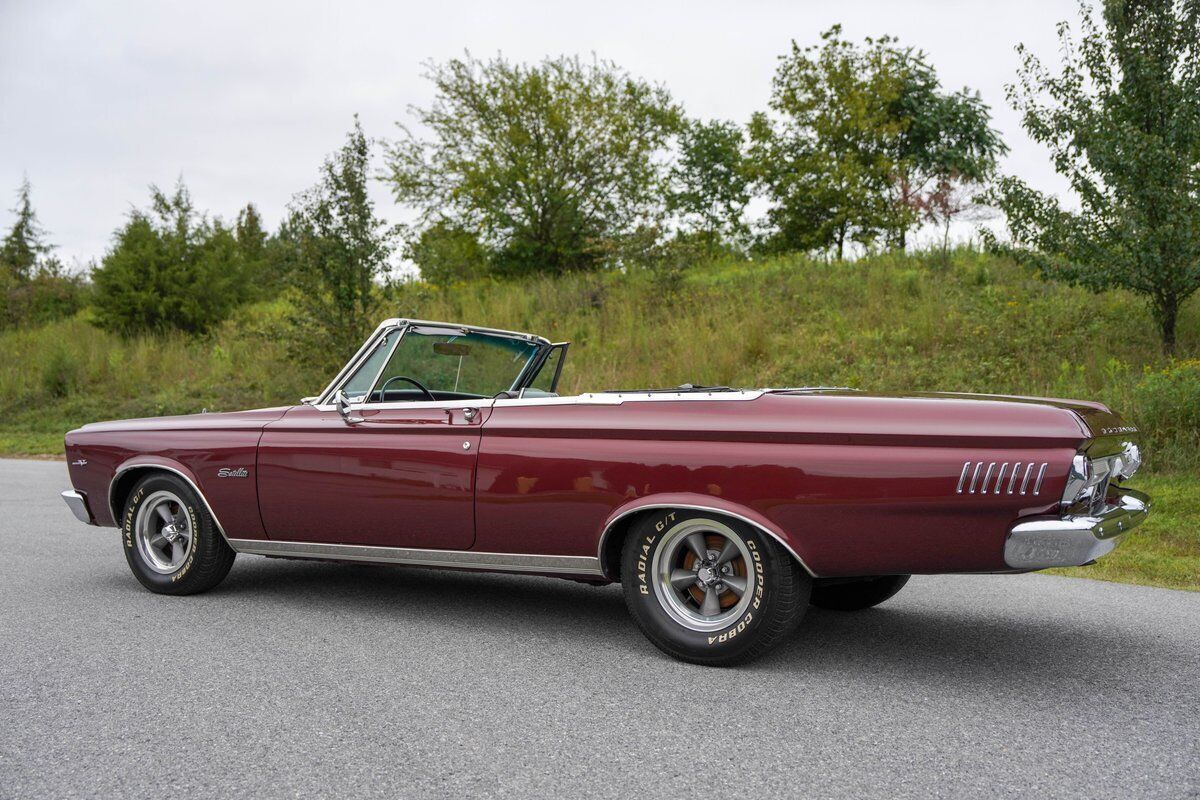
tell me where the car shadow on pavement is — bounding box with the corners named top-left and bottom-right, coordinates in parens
top-left (104, 556), bottom-right (1179, 683)
top-left (761, 604), bottom-right (1170, 690)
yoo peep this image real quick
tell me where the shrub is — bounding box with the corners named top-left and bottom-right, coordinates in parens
top-left (40, 347), bottom-right (79, 399)
top-left (1134, 360), bottom-right (1200, 469)
top-left (91, 183), bottom-right (252, 336)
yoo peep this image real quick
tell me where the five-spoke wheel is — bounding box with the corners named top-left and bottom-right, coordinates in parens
top-left (134, 490), bottom-right (194, 574)
top-left (622, 509), bottom-right (810, 666)
top-left (122, 472), bottom-right (236, 595)
top-left (653, 517), bottom-right (755, 632)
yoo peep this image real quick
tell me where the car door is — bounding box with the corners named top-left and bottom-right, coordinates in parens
top-left (256, 401), bottom-right (484, 549)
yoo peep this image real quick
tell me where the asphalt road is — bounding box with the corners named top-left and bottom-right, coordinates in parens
top-left (1, 459), bottom-right (1197, 799)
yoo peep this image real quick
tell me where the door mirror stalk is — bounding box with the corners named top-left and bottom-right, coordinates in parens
top-left (334, 390), bottom-right (363, 425)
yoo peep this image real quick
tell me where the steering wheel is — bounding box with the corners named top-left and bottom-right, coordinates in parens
top-left (378, 375), bottom-right (436, 402)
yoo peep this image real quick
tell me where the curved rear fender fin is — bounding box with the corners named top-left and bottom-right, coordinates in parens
top-left (596, 494), bottom-right (817, 581)
top-left (108, 458), bottom-right (235, 548)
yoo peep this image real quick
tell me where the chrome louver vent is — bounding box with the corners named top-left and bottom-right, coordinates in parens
top-left (956, 461), bottom-right (1048, 496)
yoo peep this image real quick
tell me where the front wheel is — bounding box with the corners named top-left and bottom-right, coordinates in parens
top-left (121, 472), bottom-right (236, 595)
top-left (809, 575), bottom-right (910, 611)
top-left (621, 509), bottom-right (811, 666)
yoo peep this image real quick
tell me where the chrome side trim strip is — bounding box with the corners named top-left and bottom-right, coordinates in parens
top-left (595, 503), bottom-right (818, 579)
top-left (1033, 462), bottom-right (1048, 495)
top-left (227, 539), bottom-right (605, 576)
top-left (955, 462), bottom-right (971, 493)
top-left (1020, 463), bottom-right (1035, 495)
top-left (958, 459), bottom-right (1048, 496)
top-left (1007, 462), bottom-right (1022, 494)
top-left (108, 464), bottom-right (233, 546)
top-left (968, 461), bottom-right (983, 493)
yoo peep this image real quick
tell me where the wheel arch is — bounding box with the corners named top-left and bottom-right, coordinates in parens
top-left (108, 458), bottom-right (234, 546)
top-left (596, 495), bottom-right (818, 581)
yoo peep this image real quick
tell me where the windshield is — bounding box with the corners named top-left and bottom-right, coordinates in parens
top-left (341, 327), bottom-right (541, 402)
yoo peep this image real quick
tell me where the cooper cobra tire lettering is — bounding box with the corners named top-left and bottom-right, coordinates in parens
top-left (619, 509), bottom-right (811, 667)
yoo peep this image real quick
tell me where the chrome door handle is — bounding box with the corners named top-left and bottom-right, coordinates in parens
top-left (462, 407), bottom-right (478, 422)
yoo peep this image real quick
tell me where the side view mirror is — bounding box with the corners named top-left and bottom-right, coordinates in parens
top-left (334, 390), bottom-right (363, 425)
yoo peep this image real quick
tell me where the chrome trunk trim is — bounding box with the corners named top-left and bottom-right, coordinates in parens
top-left (226, 539), bottom-right (606, 577)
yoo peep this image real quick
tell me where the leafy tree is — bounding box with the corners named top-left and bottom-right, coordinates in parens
top-left (1, 176), bottom-right (50, 283)
top-left (990, 0), bottom-right (1200, 353)
top-left (887, 54), bottom-right (1007, 249)
top-left (751, 27), bottom-right (1005, 258)
top-left (407, 221), bottom-right (491, 286)
top-left (235, 203), bottom-right (267, 263)
top-left (668, 119), bottom-right (752, 251)
top-left (287, 118), bottom-right (397, 368)
top-left (0, 177), bottom-right (89, 327)
top-left (92, 181), bottom-right (251, 335)
top-left (385, 54), bottom-right (682, 276)
top-left (750, 27), bottom-right (907, 259)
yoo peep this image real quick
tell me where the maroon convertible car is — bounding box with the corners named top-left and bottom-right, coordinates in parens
top-left (62, 318), bottom-right (1151, 665)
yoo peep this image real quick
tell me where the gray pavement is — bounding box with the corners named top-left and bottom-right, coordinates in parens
top-left (1, 458), bottom-right (1197, 799)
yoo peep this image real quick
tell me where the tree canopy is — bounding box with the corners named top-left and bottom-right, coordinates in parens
top-left (287, 118), bottom-right (397, 368)
top-left (1, 176), bottom-right (50, 283)
top-left (92, 181), bottom-right (252, 335)
top-left (990, 0), bottom-right (1200, 352)
top-left (750, 26), bottom-right (1005, 258)
top-left (385, 53), bottom-right (683, 278)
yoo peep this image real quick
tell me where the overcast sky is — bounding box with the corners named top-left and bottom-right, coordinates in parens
top-left (0, 0), bottom-right (1082, 268)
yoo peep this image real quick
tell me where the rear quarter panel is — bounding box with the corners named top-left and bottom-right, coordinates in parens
top-left (475, 393), bottom-right (1085, 576)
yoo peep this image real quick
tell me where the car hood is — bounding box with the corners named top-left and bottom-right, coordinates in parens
top-left (72, 406), bottom-right (292, 435)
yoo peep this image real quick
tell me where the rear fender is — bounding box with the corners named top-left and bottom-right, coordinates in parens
top-left (596, 492), bottom-right (817, 581)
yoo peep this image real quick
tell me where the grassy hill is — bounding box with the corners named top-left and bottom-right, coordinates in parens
top-left (2, 249), bottom-right (1196, 589)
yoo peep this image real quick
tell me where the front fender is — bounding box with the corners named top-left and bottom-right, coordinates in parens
top-left (108, 456), bottom-right (233, 544)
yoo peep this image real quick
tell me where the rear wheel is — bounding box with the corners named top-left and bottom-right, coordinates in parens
top-left (621, 509), bottom-right (810, 666)
top-left (121, 473), bottom-right (236, 595)
top-left (809, 575), bottom-right (910, 611)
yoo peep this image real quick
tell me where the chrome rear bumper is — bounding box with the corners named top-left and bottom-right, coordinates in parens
top-left (1004, 488), bottom-right (1150, 569)
top-left (61, 490), bottom-right (94, 525)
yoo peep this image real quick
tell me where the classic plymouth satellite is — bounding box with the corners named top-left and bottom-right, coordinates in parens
top-left (61, 318), bottom-right (1151, 665)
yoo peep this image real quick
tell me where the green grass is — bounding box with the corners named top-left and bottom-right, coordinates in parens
top-left (1052, 472), bottom-right (1200, 591)
top-left (1, 249), bottom-right (1196, 589)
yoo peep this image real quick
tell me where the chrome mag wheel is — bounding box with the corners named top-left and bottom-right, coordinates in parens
top-left (650, 517), bottom-right (756, 632)
top-left (134, 490), bottom-right (193, 574)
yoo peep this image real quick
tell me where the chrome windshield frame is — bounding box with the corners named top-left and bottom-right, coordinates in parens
top-left (315, 319), bottom-right (553, 406)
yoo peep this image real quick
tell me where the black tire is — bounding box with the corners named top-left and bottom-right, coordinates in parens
top-left (121, 472), bottom-right (236, 595)
top-left (809, 575), bottom-right (910, 611)
top-left (621, 509), bottom-right (810, 666)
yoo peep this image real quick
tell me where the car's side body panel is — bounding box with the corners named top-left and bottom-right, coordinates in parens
top-left (474, 392), bottom-right (1086, 577)
top-left (65, 388), bottom-right (1105, 579)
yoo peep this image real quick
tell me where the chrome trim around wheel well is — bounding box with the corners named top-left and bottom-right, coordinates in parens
top-left (596, 503), bottom-right (817, 580)
top-left (227, 539), bottom-right (605, 576)
top-left (108, 464), bottom-right (235, 548)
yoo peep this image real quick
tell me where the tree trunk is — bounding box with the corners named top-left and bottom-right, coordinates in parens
top-left (897, 227), bottom-right (906, 252)
top-left (835, 224), bottom-right (846, 261)
top-left (1157, 296), bottom-right (1178, 355)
